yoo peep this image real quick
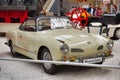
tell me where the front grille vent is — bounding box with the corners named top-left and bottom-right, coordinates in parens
top-left (97, 45), bottom-right (103, 50)
top-left (71, 48), bottom-right (84, 52)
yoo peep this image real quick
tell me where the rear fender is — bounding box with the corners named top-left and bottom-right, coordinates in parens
top-left (6, 31), bottom-right (17, 45)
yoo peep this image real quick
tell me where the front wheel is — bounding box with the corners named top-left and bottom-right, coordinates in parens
top-left (41, 48), bottom-right (57, 74)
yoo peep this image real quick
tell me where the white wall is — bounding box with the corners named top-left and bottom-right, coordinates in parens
top-left (0, 23), bottom-right (20, 32)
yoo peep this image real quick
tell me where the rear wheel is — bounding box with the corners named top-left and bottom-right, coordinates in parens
top-left (9, 41), bottom-right (18, 56)
top-left (41, 48), bottom-right (57, 74)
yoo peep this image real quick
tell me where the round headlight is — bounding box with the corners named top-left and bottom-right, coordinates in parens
top-left (60, 44), bottom-right (69, 54)
top-left (106, 40), bottom-right (114, 49)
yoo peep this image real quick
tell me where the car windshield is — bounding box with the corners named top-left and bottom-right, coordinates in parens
top-left (37, 18), bottom-right (75, 31)
top-left (51, 18), bottom-right (74, 29)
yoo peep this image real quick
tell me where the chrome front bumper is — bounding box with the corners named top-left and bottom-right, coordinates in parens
top-left (65, 56), bottom-right (104, 64)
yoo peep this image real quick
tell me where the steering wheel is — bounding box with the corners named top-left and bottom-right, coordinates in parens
top-left (70, 8), bottom-right (88, 30)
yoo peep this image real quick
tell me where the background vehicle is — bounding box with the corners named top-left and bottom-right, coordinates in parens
top-left (102, 13), bottom-right (120, 39)
top-left (75, 12), bottom-right (120, 40)
top-left (65, 7), bottom-right (120, 40)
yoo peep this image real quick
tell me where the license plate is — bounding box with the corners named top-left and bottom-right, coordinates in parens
top-left (83, 57), bottom-right (103, 64)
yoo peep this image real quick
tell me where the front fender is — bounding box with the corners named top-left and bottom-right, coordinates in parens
top-left (36, 38), bottom-right (63, 61)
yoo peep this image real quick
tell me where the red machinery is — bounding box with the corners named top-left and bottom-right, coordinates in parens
top-left (0, 10), bottom-right (28, 23)
top-left (66, 8), bottom-right (89, 30)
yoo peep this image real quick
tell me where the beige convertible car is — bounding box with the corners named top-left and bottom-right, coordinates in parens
top-left (6, 16), bottom-right (114, 74)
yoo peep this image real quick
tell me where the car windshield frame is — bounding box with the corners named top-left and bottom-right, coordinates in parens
top-left (37, 17), bottom-right (75, 31)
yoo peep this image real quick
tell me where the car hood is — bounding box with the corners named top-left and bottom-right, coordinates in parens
top-left (41, 29), bottom-right (106, 46)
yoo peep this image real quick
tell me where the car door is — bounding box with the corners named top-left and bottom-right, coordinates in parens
top-left (17, 19), bottom-right (37, 57)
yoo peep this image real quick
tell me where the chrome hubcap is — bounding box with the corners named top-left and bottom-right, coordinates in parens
top-left (43, 52), bottom-right (52, 70)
